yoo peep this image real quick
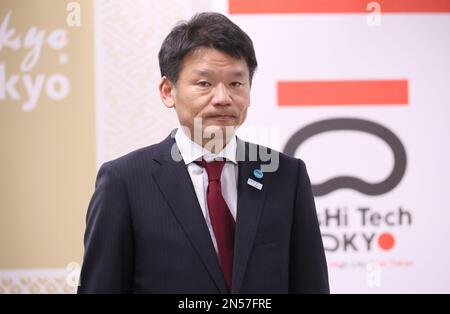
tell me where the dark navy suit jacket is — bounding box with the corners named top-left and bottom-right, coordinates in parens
top-left (78, 131), bottom-right (329, 293)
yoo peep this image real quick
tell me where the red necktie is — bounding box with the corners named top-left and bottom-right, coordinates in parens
top-left (195, 159), bottom-right (235, 290)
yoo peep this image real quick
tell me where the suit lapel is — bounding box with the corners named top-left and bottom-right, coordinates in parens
top-left (152, 134), bottom-right (228, 293)
top-left (231, 139), bottom-right (270, 293)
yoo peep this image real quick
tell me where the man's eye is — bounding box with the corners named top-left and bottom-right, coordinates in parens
top-left (197, 81), bottom-right (211, 87)
top-left (231, 82), bottom-right (243, 87)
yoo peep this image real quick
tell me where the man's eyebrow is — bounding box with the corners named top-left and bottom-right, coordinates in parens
top-left (231, 70), bottom-right (245, 77)
top-left (192, 69), bottom-right (246, 77)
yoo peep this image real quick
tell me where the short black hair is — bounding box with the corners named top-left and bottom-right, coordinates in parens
top-left (158, 12), bottom-right (258, 84)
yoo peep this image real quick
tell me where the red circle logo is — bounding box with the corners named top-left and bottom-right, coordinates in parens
top-left (378, 232), bottom-right (395, 250)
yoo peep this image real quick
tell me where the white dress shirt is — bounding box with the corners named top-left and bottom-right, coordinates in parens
top-left (174, 128), bottom-right (238, 253)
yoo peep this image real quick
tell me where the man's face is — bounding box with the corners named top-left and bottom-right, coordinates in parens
top-left (160, 48), bottom-right (251, 146)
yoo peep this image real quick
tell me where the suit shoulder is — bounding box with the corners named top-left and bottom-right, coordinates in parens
top-left (100, 138), bottom-right (170, 176)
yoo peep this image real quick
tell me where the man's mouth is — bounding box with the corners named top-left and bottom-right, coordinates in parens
top-left (205, 114), bottom-right (235, 119)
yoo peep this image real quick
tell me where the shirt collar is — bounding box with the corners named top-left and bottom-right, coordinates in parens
top-left (174, 128), bottom-right (237, 165)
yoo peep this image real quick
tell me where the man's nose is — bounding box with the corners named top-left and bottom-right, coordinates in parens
top-left (211, 83), bottom-right (232, 106)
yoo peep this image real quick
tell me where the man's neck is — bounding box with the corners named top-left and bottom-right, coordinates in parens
top-left (175, 128), bottom-right (238, 164)
top-left (185, 129), bottom-right (235, 154)
top-left (199, 135), bottom-right (234, 154)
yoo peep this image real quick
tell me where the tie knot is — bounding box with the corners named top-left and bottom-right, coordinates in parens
top-left (195, 159), bottom-right (226, 182)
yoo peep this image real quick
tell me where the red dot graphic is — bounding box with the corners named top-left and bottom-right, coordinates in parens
top-left (378, 233), bottom-right (395, 250)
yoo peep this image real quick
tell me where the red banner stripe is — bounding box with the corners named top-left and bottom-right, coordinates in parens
top-left (229, 0), bottom-right (450, 14)
top-left (277, 80), bottom-right (409, 106)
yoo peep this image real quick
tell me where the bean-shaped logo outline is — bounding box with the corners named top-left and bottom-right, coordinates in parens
top-left (283, 118), bottom-right (407, 196)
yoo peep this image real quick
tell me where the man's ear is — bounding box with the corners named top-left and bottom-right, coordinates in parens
top-left (159, 76), bottom-right (176, 108)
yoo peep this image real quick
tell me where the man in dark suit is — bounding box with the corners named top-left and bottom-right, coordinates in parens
top-left (78, 12), bottom-right (329, 294)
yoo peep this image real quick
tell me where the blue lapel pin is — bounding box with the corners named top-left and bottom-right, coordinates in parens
top-left (248, 168), bottom-right (263, 190)
top-left (253, 168), bottom-right (263, 179)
